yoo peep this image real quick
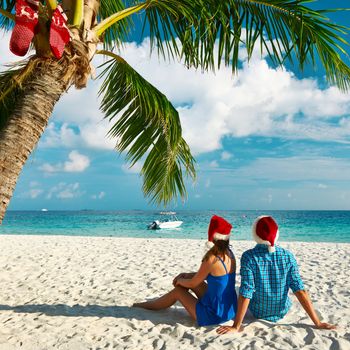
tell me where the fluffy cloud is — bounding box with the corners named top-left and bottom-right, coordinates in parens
top-left (29, 189), bottom-right (43, 199)
top-left (227, 156), bottom-right (350, 182)
top-left (92, 191), bottom-right (105, 200)
top-left (47, 182), bottom-right (82, 199)
top-left (19, 188), bottom-right (44, 199)
top-left (116, 40), bottom-right (350, 154)
top-left (2, 33), bottom-right (350, 157)
top-left (221, 151), bottom-right (233, 160)
top-left (19, 181), bottom-right (44, 199)
top-left (64, 151), bottom-right (90, 172)
top-left (209, 160), bottom-right (219, 168)
top-left (40, 151), bottom-right (90, 174)
top-left (318, 183), bottom-right (328, 189)
top-left (121, 162), bottom-right (143, 174)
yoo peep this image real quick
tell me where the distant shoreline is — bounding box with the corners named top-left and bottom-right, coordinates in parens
top-left (2, 210), bottom-right (350, 244)
top-left (6, 209), bottom-right (350, 212)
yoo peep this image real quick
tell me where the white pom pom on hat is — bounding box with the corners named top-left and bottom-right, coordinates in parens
top-left (204, 215), bottom-right (232, 251)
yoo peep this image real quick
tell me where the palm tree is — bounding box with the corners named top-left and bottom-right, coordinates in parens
top-left (0, 0), bottom-right (349, 223)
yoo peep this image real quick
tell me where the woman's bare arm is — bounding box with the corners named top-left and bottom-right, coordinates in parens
top-left (172, 272), bottom-right (196, 286)
top-left (175, 259), bottom-right (213, 289)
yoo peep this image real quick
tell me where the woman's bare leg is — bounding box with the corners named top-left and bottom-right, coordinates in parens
top-left (133, 286), bottom-right (198, 320)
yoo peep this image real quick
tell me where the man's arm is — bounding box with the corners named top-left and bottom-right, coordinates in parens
top-left (217, 252), bottom-right (255, 334)
top-left (288, 252), bottom-right (336, 330)
top-left (294, 290), bottom-right (336, 330)
top-left (216, 295), bottom-right (250, 334)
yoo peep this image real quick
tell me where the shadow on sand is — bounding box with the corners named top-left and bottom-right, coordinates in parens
top-left (0, 303), bottom-right (197, 327)
top-left (0, 303), bottom-right (319, 333)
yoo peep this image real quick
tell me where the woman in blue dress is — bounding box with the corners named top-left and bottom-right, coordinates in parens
top-left (133, 215), bottom-right (238, 326)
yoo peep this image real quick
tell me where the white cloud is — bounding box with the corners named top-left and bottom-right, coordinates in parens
top-left (232, 157), bottom-right (350, 182)
top-left (205, 179), bottom-right (211, 188)
top-left (209, 160), bottom-right (219, 168)
top-left (40, 123), bottom-right (80, 148)
top-left (39, 151), bottom-right (90, 174)
top-left (318, 183), bottom-right (328, 189)
top-left (92, 191), bottom-right (105, 200)
top-left (121, 162), bottom-right (143, 174)
top-left (47, 182), bottom-right (82, 199)
top-left (29, 189), bottom-right (43, 199)
top-left (2, 34), bottom-right (350, 157)
top-left (64, 151), bottom-right (90, 172)
top-left (267, 194), bottom-right (273, 203)
top-left (115, 39), bottom-right (350, 154)
top-left (40, 121), bottom-right (116, 150)
top-left (20, 188), bottom-right (44, 199)
top-left (40, 163), bottom-right (61, 173)
top-left (221, 151), bottom-right (233, 160)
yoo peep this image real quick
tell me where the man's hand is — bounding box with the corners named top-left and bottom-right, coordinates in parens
top-left (294, 290), bottom-right (337, 330)
top-left (216, 325), bottom-right (242, 334)
top-left (315, 322), bottom-right (337, 330)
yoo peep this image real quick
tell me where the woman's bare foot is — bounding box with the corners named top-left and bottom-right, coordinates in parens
top-left (132, 302), bottom-right (150, 309)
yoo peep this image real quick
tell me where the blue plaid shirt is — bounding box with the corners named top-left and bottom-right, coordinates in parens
top-left (239, 244), bottom-right (304, 322)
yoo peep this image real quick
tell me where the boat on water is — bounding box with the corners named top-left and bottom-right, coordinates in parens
top-left (147, 212), bottom-right (183, 230)
top-left (41, 208), bottom-right (48, 212)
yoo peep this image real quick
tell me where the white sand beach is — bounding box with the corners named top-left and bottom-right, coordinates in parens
top-left (0, 235), bottom-right (349, 349)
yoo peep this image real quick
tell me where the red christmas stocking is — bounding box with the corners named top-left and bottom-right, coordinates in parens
top-left (10, 0), bottom-right (39, 56)
top-left (49, 5), bottom-right (70, 59)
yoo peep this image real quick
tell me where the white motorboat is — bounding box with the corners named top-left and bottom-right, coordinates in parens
top-left (147, 212), bottom-right (183, 230)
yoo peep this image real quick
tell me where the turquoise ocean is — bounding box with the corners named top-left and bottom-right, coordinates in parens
top-left (1, 210), bottom-right (349, 243)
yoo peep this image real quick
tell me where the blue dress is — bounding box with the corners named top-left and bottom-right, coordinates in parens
top-left (196, 254), bottom-right (237, 326)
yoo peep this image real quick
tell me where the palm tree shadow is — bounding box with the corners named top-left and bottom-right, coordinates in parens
top-left (0, 303), bottom-right (195, 327)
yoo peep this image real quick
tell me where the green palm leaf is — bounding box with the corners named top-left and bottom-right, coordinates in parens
top-left (140, 0), bottom-right (350, 90)
top-left (99, 0), bottom-right (132, 49)
top-left (0, 65), bottom-right (24, 131)
top-left (0, 60), bottom-right (39, 131)
top-left (0, 0), bottom-right (15, 30)
top-left (98, 52), bottom-right (196, 205)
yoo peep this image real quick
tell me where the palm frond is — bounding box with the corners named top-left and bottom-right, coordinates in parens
top-left (72, 0), bottom-right (83, 26)
top-left (0, 0), bottom-right (15, 31)
top-left (46, 0), bottom-right (57, 11)
top-left (139, 0), bottom-right (350, 91)
top-left (0, 60), bottom-right (35, 131)
top-left (98, 52), bottom-right (196, 205)
top-left (99, 0), bottom-right (132, 50)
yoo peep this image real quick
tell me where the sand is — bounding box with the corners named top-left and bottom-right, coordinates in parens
top-left (0, 235), bottom-right (349, 349)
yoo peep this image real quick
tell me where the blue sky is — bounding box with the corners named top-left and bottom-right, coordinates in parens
top-left (1, 1), bottom-right (350, 211)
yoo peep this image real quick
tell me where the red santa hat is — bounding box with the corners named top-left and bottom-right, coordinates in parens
top-left (252, 215), bottom-right (279, 253)
top-left (206, 215), bottom-right (232, 250)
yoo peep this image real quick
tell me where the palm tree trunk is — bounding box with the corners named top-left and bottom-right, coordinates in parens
top-left (0, 61), bottom-right (71, 224)
top-left (0, 0), bottom-right (100, 224)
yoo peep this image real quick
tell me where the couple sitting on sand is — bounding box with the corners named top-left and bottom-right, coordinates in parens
top-left (134, 215), bottom-right (336, 333)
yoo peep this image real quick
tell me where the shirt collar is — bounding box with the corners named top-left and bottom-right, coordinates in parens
top-left (254, 244), bottom-right (271, 251)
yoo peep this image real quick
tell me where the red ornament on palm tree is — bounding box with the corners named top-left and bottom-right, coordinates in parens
top-left (49, 5), bottom-right (71, 59)
top-left (10, 0), bottom-right (39, 56)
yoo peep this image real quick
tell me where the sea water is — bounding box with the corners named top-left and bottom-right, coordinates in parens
top-left (1, 210), bottom-right (349, 243)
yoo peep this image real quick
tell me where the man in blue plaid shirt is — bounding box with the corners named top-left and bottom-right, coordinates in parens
top-left (217, 216), bottom-right (336, 334)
